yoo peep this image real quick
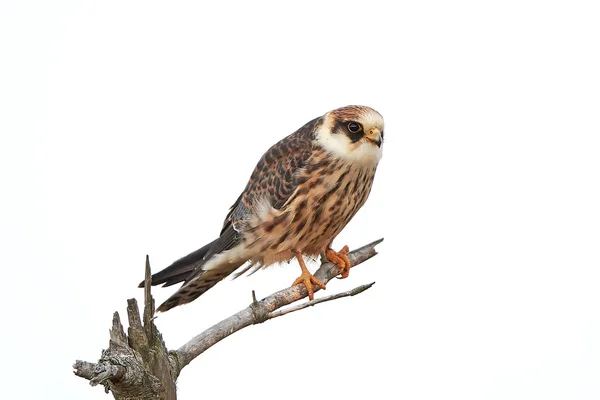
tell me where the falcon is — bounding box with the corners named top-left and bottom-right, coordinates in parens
top-left (144, 105), bottom-right (384, 312)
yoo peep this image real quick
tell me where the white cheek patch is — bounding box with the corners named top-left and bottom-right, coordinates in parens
top-left (316, 122), bottom-right (352, 158)
top-left (316, 118), bottom-right (382, 166)
top-left (348, 140), bottom-right (383, 165)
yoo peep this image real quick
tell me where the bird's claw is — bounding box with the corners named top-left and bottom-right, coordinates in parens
top-left (326, 245), bottom-right (351, 279)
top-left (292, 271), bottom-right (326, 301)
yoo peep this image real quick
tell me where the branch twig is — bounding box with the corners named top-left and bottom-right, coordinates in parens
top-left (73, 238), bottom-right (384, 398)
top-left (170, 238), bottom-right (383, 377)
top-left (267, 281), bottom-right (375, 319)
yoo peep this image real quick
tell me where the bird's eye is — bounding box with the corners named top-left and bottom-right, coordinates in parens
top-left (347, 122), bottom-right (362, 133)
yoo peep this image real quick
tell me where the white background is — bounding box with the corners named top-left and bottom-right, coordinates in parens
top-left (1, 1), bottom-right (599, 399)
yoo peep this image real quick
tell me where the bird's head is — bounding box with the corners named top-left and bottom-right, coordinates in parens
top-left (316, 105), bottom-right (384, 166)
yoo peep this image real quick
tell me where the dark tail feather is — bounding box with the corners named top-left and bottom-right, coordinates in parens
top-left (138, 238), bottom-right (219, 288)
top-left (156, 262), bottom-right (244, 313)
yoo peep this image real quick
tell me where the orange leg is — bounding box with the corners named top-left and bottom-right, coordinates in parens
top-left (292, 250), bottom-right (326, 300)
top-left (326, 245), bottom-right (351, 279)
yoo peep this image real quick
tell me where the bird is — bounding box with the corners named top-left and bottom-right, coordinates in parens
top-left (143, 105), bottom-right (384, 312)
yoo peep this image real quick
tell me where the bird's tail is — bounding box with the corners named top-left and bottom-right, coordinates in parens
top-left (155, 247), bottom-right (247, 312)
top-left (139, 239), bottom-right (219, 288)
top-left (155, 265), bottom-right (242, 312)
top-left (139, 238), bottom-right (246, 312)
top-left (141, 225), bottom-right (247, 312)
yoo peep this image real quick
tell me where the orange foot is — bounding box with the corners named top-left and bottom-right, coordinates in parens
top-left (292, 250), bottom-right (326, 300)
top-left (326, 245), bottom-right (351, 279)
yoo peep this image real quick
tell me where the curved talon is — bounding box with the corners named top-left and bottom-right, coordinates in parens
top-left (326, 245), bottom-right (352, 279)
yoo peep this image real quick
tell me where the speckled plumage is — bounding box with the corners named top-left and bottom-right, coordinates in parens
top-left (146, 105), bottom-right (384, 312)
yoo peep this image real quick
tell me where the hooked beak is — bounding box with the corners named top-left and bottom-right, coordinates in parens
top-left (365, 128), bottom-right (382, 147)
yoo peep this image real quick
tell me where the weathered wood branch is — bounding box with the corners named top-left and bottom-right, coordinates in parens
top-left (267, 281), bottom-right (375, 319)
top-left (73, 257), bottom-right (177, 399)
top-left (73, 238), bottom-right (383, 399)
top-left (171, 238), bottom-right (382, 374)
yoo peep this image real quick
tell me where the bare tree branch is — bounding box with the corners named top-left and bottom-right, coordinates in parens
top-left (267, 281), bottom-right (375, 319)
top-left (73, 360), bottom-right (126, 387)
top-left (73, 238), bottom-right (383, 399)
top-left (73, 257), bottom-right (177, 399)
top-left (170, 238), bottom-right (383, 376)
